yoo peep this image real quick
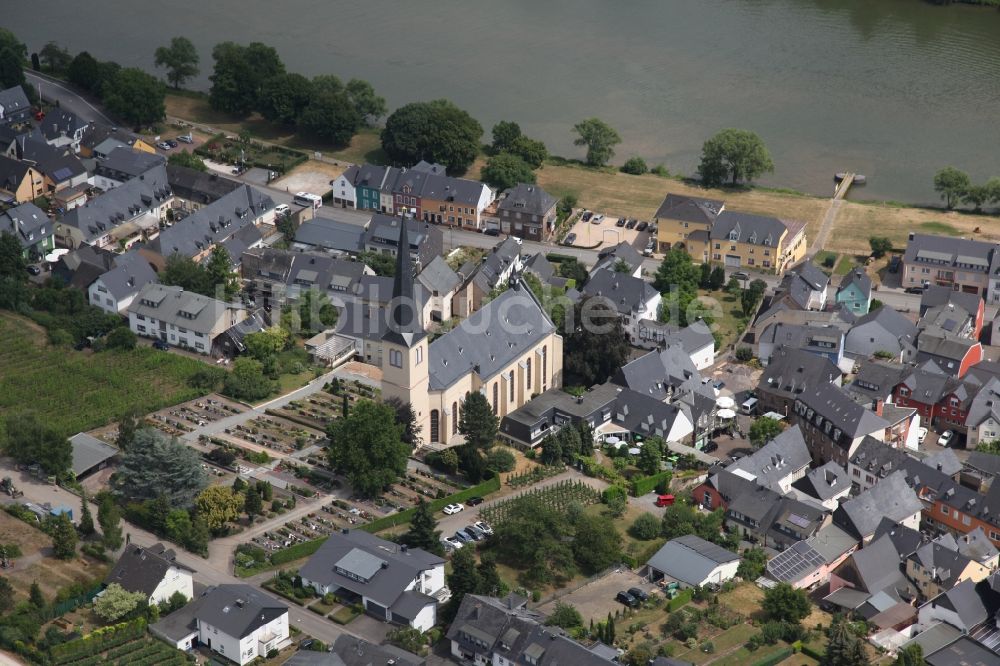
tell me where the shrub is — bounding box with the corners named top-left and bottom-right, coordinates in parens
top-left (485, 447), bottom-right (517, 473)
top-left (621, 157), bottom-right (648, 175)
top-left (629, 513), bottom-right (661, 540)
top-left (735, 346), bottom-right (754, 362)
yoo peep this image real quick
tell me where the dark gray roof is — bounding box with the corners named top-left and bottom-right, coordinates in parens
top-left (38, 108), bottom-right (88, 141)
top-left (294, 215), bottom-right (366, 254)
top-left (381, 216), bottom-right (426, 348)
top-left (95, 252), bottom-right (158, 300)
top-left (795, 383), bottom-right (890, 440)
top-left (391, 590), bottom-right (437, 619)
top-left (592, 242), bottom-right (643, 276)
top-left (911, 540), bottom-right (976, 590)
top-left (792, 461), bottom-right (849, 502)
top-left (0, 202), bottom-right (52, 250)
top-left (166, 164), bottom-right (242, 205)
top-left (0, 85), bottom-right (31, 121)
top-left (850, 305), bottom-right (918, 347)
top-left (417, 255), bottom-right (461, 295)
top-left (807, 523), bottom-right (858, 563)
top-left (788, 262), bottom-right (830, 299)
top-left (709, 210), bottom-right (791, 246)
top-left (839, 268), bottom-right (872, 298)
top-left (903, 233), bottom-right (993, 275)
top-left (106, 543), bottom-right (190, 597)
top-left (149, 593), bottom-right (206, 644)
top-left (128, 284), bottom-right (237, 334)
top-left (612, 388), bottom-right (691, 440)
top-left (966, 450), bottom-right (1000, 478)
top-left (917, 332), bottom-right (978, 366)
top-left (155, 184), bottom-right (273, 258)
top-left (612, 345), bottom-right (700, 400)
top-left (80, 122), bottom-right (144, 152)
top-left (759, 322), bottom-right (844, 357)
top-left (843, 533), bottom-right (911, 595)
top-left (298, 529), bottom-right (443, 608)
top-left (653, 193), bottom-right (723, 224)
top-left (16, 133), bottom-right (87, 182)
top-left (920, 285), bottom-right (983, 318)
top-left (196, 584), bottom-right (287, 639)
top-left (849, 360), bottom-right (907, 401)
top-left (955, 528), bottom-right (1000, 565)
top-left (581, 269), bottom-right (659, 317)
top-left (728, 425), bottom-right (811, 490)
top-left (472, 237), bottom-right (522, 292)
top-left (924, 579), bottom-right (989, 630)
top-left (498, 183), bottom-right (556, 217)
top-left (872, 518), bottom-right (924, 559)
top-left (324, 635), bottom-right (424, 666)
top-left (922, 449), bottom-right (964, 477)
top-left (0, 154), bottom-right (33, 192)
top-left (69, 432), bottom-right (119, 476)
top-left (97, 147), bottom-right (166, 180)
top-left (834, 470), bottom-right (923, 539)
top-left (761, 346), bottom-right (842, 400)
top-left (646, 535), bottom-right (738, 586)
top-left (60, 165), bottom-right (172, 243)
top-left (428, 279), bottom-right (554, 390)
top-left (925, 636), bottom-right (998, 666)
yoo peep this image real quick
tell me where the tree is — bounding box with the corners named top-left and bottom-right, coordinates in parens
top-left (98, 495), bottom-right (123, 551)
top-left (243, 327), bottom-right (289, 362)
top-left (492, 121), bottom-right (522, 153)
top-left (963, 184), bottom-right (991, 212)
top-left (636, 436), bottom-right (664, 476)
top-left (224, 357), bottom-right (276, 401)
top-left (822, 616), bottom-right (868, 666)
top-left (442, 546), bottom-right (481, 621)
top-left (115, 429), bottom-right (208, 506)
top-left (93, 583), bottom-right (146, 623)
top-left (869, 237), bottom-right (892, 258)
top-left (385, 397), bottom-right (421, 448)
top-left (459, 392), bottom-right (499, 450)
top-left (209, 41), bottom-right (285, 116)
top-left (186, 517), bottom-right (210, 555)
top-left (762, 583), bottom-right (811, 624)
top-left (0, 29), bottom-right (26, 60)
top-left (485, 447), bottom-right (516, 473)
top-left (894, 644), bottom-right (922, 666)
top-left (621, 157), bottom-right (648, 175)
top-left (0, 578), bottom-right (13, 613)
top-left (2, 413), bottom-right (72, 476)
top-left (401, 499), bottom-right (442, 555)
top-left (67, 51), bottom-right (100, 91)
top-left (205, 245), bottom-right (239, 301)
top-left (493, 498), bottom-right (577, 587)
top-left (195, 486), bottom-right (244, 533)
top-left (327, 400), bottom-right (408, 497)
top-left (104, 327), bottom-right (137, 350)
top-left (115, 410), bottom-right (141, 452)
top-left (481, 153), bottom-right (535, 191)
top-left (709, 266), bottom-right (726, 291)
top-left (737, 547), bottom-right (767, 580)
top-left (154, 37), bottom-right (199, 89)
top-left (299, 91), bottom-right (362, 146)
top-left (359, 250), bottom-right (396, 277)
top-left (345, 78), bottom-right (387, 125)
top-left (289, 288), bottom-right (338, 334)
top-left (0, 48), bottom-right (25, 90)
top-left (0, 233), bottom-right (27, 281)
top-left (165, 509), bottom-right (192, 545)
top-left (987, 177), bottom-right (1000, 206)
top-left (933, 166), bottom-right (971, 209)
top-left (573, 514), bottom-right (622, 574)
top-left (78, 492), bottom-right (95, 537)
top-left (39, 42), bottom-right (72, 73)
top-left (545, 602), bottom-right (583, 629)
top-left (28, 581), bottom-right (45, 610)
top-left (698, 129), bottom-right (774, 187)
top-left (381, 99), bottom-right (483, 175)
top-left (477, 553), bottom-right (504, 596)
top-left (540, 435), bottom-right (563, 466)
top-left (572, 118), bottom-right (621, 166)
top-left (168, 150), bottom-right (207, 172)
top-left (49, 514), bottom-right (78, 559)
top-left (102, 68), bottom-right (166, 128)
top-left (257, 72), bottom-right (315, 125)
top-left (564, 301), bottom-right (630, 385)
top-left (629, 513), bottom-right (661, 540)
top-left (244, 486), bottom-right (262, 521)
top-left (510, 135), bottom-right (548, 169)
top-left (749, 417), bottom-right (785, 448)
top-left (161, 254), bottom-right (211, 295)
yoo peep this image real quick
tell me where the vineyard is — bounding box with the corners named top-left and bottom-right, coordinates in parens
top-left (481, 480), bottom-right (602, 526)
top-left (0, 314), bottom-right (214, 437)
top-left (49, 619), bottom-right (191, 666)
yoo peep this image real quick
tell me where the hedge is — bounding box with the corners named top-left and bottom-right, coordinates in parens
top-left (269, 537), bottom-right (329, 567)
top-left (800, 644), bottom-right (824, 660)
top-left (752, 647), bottom-right (794, 666)
top-left (361, 476), bottom-right (501, 533)
top-left (630, 471), bottom-right (672, 497)
top-left (667, 588), bottom-right (693, 611)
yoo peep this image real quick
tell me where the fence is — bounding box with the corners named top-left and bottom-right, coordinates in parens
top-left (44, 584), bottom-right (104, 621)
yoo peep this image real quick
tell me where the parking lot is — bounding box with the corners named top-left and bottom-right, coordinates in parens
top-left (564, 210), bottom-right (656, 254)
top-left (536, 568), bottom-right (658, 623)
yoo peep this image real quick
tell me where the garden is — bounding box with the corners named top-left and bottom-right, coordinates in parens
top-left (194, 132), bottom-right (307, 175)
top-left (48, 619), bottom-right (191, 666)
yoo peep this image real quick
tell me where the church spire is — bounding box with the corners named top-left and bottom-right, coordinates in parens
top-left (382, 212), bottom-right (425, 347)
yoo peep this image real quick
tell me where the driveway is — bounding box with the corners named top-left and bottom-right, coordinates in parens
top-left (535, 568), bottom-right (656, 623)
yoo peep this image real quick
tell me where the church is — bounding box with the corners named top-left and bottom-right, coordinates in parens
top-left (379, 218), bottom-right (563, 446)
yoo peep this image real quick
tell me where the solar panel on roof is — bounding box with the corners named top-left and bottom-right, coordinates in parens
top-left (767, 541), bottom-right (826, 583)
top-left (788, 513), bottom-right (812, 529)
top-left (53, 168), bottom-right (73, 181)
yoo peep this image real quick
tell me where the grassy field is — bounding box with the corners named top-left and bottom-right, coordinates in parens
top-left (695, 288), bottom-right (746, 351)
top-left (829, 200), bottom-right (998, 254)
top-left (0, 313), bottom-right (214, 437)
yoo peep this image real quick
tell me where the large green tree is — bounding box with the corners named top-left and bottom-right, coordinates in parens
top-left (327, 400), bottom-right (408, 497)
top-left (209, 41), bottom-right (285, 116)
top-left (0, 29), bottom-right (26, 60)
top-left (154, 37), bottom-right (200, 89)
top-left (933, 166), bottom-right (971, 209)
top-left (195, 485), bottom-right (244, 533)
top-left (381, 99), bottom-right (483, 174)
top-left (67, 51), bottom-right (101, 92)
top-left (636, 436), bottom-right (664, 476)
top-left (115, 429), bottom-right (207, 506)
top-left (762, 583), bottom-right (811, 624)
top-left (481, 153), bottom-right (536, 191)
top-left (572, 514), bottom-right (622, 574)
top-left (298, 90), bottom-right (362, 145)
top-left (698, 128), bottom-right (774, 186)
top-left (205, 245), bottom-right (239, 301)
top-left (258, 72), bottom-right (314, 125)
top-left (102, 68), bottom-right (166, 128)
top-left (572, 118), bottom-right (621, 166)
top-left (345, 78), bottom-right (387, 126)
top-left (0, 48), bottom-right (26, 90)
top-left (401, 499), bottom-right (443, 555)
top-left (39, 42), bottom-right (73, 73)
top-left (93, 583), bottom-right (145, 623)
top-left (822, 616), bottom-right (869, 666)
top-left (748, 417), bottom-right (785, 448)
top-left (385, 396), bottom-right (421, 448)
top-left (98, 494), bottom-right (123, 551)
top-left (564, 301), bottom-right (630, 385)
top-left (223, 357), bottom-right (276, 401)
top-left (493, 498), bottom-right (577, 587)
top-left (2, 413), bottom-right (72, 476)
top-left (0, 233), bottom-right (27, 280)
top-left (458, 392), bottom-right (498, 450)
top-left (48, 514), bottom-right (78, 560)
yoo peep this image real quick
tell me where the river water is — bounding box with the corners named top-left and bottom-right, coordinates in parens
top-left (5, 0), bottom-right (1000, 203)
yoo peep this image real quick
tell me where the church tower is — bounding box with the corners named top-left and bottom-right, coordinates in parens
top-left (380, 215), bottom-right (430, 444)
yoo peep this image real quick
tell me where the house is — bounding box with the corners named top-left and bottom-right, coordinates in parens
top-left (727, 425), bottom-right (812, 493)
top-left (757, 322), bottom-right (845, 368)
top-left (167, 164), bottom-right (243, 209)
top-left (645, 535), bottom-right (740, 588)
top-left (653, 193), bottom-right (724, 254)
top-left (363, 215), bottom-right (443, 271)
top-left (406, 164), bottom-right (494, 231)
top-left (847, 436), bottom-right (959, 497)
top-left (774, 262), bottom-right (830, 311)
top-left (844, 305), bottom-right (918, 361)
top-left (37, 109), bottom-right (88, 153)
top-left (903, 232), bottom-right (994, 296)
top-left (791, 461), bottom-right (852, 511)
top-left (328, 167), bottom-right (360, 208)
top-left (591, 242), bottom-right (644, 279)
top-left (696, 210), bottom-right (808, 275)
top-left (128, 284), bottom-right (246, 354)
top-left (455, 237), bottom-right (523, 315)
top-left (580, 269), bottom-right (661, 344)
top-left (52, 245), bottom-right (117, 290)
top-left (637, 320), bottom-right (715, 370)
top-left (0, 85), bottom-right (31, 126)
top-left (826, 534), bottom-right (916, 609)
top-left (920, 286), bottom-right (984, 338)
top-left (240, 247), bottom-right (370, 310)
top-left (195, 584), bottom-right (289, 665)
top-left (57, 164), bottom-right (172, 249)
top-left (925, 636), bottom-right (999, 666)
top-left (916, 332), bottom-right (982, 379)
top-left (833, 470), bottom-right (923, 542)
top-left (906, 536), bottom-right (992, 601)
top-left (13, 134), bottom-right (88, 193)
top-left (448, 594), bottom-right (616, 666)
top-left (892, 362), bottom-right (978, 433)
top-left (847, 360), bottom-right (908, 405)
top-left (836, 269), bottom-right (873, 315)
top-left (284, 635), bottom-right (425, 666)
top-left (497, 183), bottom-right (557, 241)
top-left (0, 202), bottom-right (53, 259)
top-left (961, 378), bottom-right (1000, 449)
top-left (757, 346), bottom-right (843, 417)
top-left (766, 523), bottom-right (858, 589)
top-left (916, 579), bottom-right (990, 634)
top-left (337, 163), bottom-right (388, 212)
top-left (416, 256), bottom-right (462, 323)
top-left (106, 543), bottom-right (194, 606)
top-left (298, 528), bottom-right (447, 631)
top-left (726, 485), bottom-right (828, 549)
top-left (791, 383), bottom-right (890, 465)
top-left (68, 432), bottom-right (119, 478)
top-left (293, 213), bottom-right (366, 255)
top-left (94, 147), bottom-right (167, 191)
top-left (88, 252), bottom-right (158, 315)
top-left (0, 154), bottom-right (45, 202)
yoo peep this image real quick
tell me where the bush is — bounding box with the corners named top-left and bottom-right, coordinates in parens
top-left (621, 157), bottom-right (648, 175)
top-left (630, 471), bottom-right (671, 497)
top-left (485, 447), bottom-right (516, 473)
top-left (652, 164), bottom-right (669, 177)
top-left (735, 346), bottom-right (754, 362)
top-left (822, 254), bottom-right (836, 268)
top-left (629, 513), bottom-right (661, 540)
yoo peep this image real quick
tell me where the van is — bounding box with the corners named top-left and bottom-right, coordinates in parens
top-left (655, 494), bottom-right (675, 507)
top-left (293, 192), bottom-right (323, 210)
top-left (741, 397), bottom-right (758, 415)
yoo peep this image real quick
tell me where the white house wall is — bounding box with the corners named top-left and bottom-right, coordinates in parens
top-left (690, 342), bottom-right (715, 371)
top-left (148, 567), bottom-right (193, 606)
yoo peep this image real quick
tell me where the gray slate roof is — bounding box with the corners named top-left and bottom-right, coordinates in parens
top-left (850, 305), bottom-right (918, 347)
top-left (294, 215), bottom-right (366, 254)
top-left (16, 133), bottom-right (87, 182)
top-left (581, 269), bottom-right (659, 317)
top-left (904, 233), bottom-right (993, 275)
top-left (761, 346), bottom-right (842, 400)
top-left (60, 165), bottom-right (172, 243)
top-left (0, 202), bottom-right (52, 250)
top-left (920, 285), bottom-right (983, 318)
top-left (69, 432), bottom-right (119, 476)
top-left (646, 535), bottom-right (739, 586)
top-left (428, 279), bottom-right (554, 390)
top-left (839, 268), bottom-right (872, 299)
top-left (38, 108), bottom-right (87, 141)
top-left (834, 470), bottom-right (923, 539)
top-left (709, 210), bottom-right (791, 246)
top-left (155, 184), bottom-right (273, 258)
top-left (782, 262), bottom-right (830, 308)
top-left (611, 345), bottom-right (700, 401)
top-left (924, 579), bottom-right (989, 630)
top-left (166, 164), bottom-right (242, 205)
top-left (498, 183), bottom-right (556, 217)
top-left (196, 584), bottom-right (287, 639)
top-left (592, 242), bottom-right (643, 276)
top-left (925, 635), bottom-right (997, 666)
top-left (653, 193), bottom-right (723, 224)
top-left (96, 146), bottom-right (166, 180)
top-left (796, 382), bottom-right (891, 440)
top-left (728, 425), bottom-right (811, 490)
top-left (129, 284), bottom-right (237, 335)
top-left (106, 543), bottom-right (190, 597)
top-left (417, 255), bottom-right (461, 295)
top-left (95, 252), bottom-right (158, 300)
top-left (471, 237), bottom-right (522, 292)
top-left (843, 533), bottom-right (911, 595)
top-left (0, 85), bottom-right (31, 122)
top-left (792, 461), bottom-right (849, 502)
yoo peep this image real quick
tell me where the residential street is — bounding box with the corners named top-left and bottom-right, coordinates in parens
top-left (26, 71), bottom-right (115, 126)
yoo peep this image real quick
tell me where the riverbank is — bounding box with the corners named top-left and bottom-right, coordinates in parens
top-left (163, 92), bottom-right (1000, 257)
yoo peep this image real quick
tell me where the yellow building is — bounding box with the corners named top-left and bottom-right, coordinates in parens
top-left (905, 542), bottom-right (992, 602)
top-left (380, 219), bottom-right (562, 446)
top-left (653, 193), bottom-right (725, 254)
top-left (704, 211), bottom-right (807, 275)
top-left (0, 156), bottom-right (45, 203)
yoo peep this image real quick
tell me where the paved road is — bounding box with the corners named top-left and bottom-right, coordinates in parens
top-left (26, 70), bottom-right (115, 126)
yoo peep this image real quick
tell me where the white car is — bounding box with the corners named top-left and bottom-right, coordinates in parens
top-left (274, 203), bottom-right (291, 217)
top-left (938, 430), bottom-right (955, 447)
top-left (473, 520), bottom-right (493, 536)
top-left (917, 427), bottom-right (928, 443)
top-left (442, 503), bottom-right (464, 515)
top-left (440, 536), bottom-right (463, 552)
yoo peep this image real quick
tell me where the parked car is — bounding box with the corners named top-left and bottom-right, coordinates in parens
top-left (564, 233), bottom-right (577, 246)
top-left (453, 530), bottom-right (473, 543)
top-left (581, 211), bottom-right (593, 222)
top-left (888, 255), bottom-right (901, 273)
top-left (616, 217), bottom-right (626, 227)
top-left (713, 380), bottom-right (726, 390)
top-left (904, 286), bottom-right (926, 294)
top-left (484, 228), bottom-right (501, 237)
top-left (176, 134), bottom-right (194, 144)
top-left (462, 527), bottom-right (484, 542)
top-left (152, 339), bottom-right (170, 351)
top-left (636, 221), bottom-right (648, 232)
top-left (625, 219), bottom-right (637, 229)
top-left (165, 139), bottom-right (179, 149)
top-left (702, 441), bottom-right (718, 453)
top-left (473, 521), bottom-right (493, 536)
top-left (938, 430), bottom-right (954, 447)
top-left (156, 141), bottom-right (172, 150)
top-left (918, 427), bottom-right (928, 443)
top-left (443, 503), bottom-right (465, 515)
top-left (655, 494), bottom-right (675, 507)
top-left (643, 241), bottom-right (656, 257)
top-left (616, 591), bottom-right (639, 607)
top-left (274, 203), bottom-right (290, 217)
top-left (441, 536), bottom-right (463, 552)
top-left (731, 271), bottom-right (749, 281)
top-left (628, 587), bottom-right (649, 602)
top-left (467, 496), bottom-right (484, 506)
top-left (25, 265), bottom-right (40, 276)
top-left (592, 214), bottom-right (604, 224)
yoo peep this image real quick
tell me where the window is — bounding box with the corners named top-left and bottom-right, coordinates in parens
top-left (542, 346), bottom-right (548, 388)
top-left (963, 514), bottom-right (971, 526)
top-left (416, 346), bottom-right (423, 365)
top-left (940, 505), bottom-right (948, 515)
top-left (135, 314), bottom-right (146, 321)
top-left (492, 383), bottom-right (499, 414)
top-left (509, 370), bottom-right (515, 402)
top-left (452, 402), bottom-right (459, 434)
top-left (137, 325), bottom-right (146, 333)
top-left (390, 349), bottom-right (402, 368)
top-left (430, 410), bottom-right (440, 443)
top-left (527, 358), bottom-right (532, 390)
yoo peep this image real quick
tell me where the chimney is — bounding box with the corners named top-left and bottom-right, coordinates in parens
top-left (400, 544), bottom-right (408, 553)
top-left (872, 398), bottom-right (884, 416)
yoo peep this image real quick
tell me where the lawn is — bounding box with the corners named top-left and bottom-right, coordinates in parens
top-left (833, 254), bottom-right (861, 275)
top-left (0, 313), bottom-right (215, 437)
top-left (695, 288), bottom-right (746, 351)
top-left (919, 221), bottom-right (962, 236)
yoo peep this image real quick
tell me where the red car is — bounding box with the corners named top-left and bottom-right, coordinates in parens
top-left (655, 494), bottom-right (675, 507)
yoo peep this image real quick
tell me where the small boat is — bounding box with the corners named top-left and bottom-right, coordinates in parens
top-left (834, 172), bottom-right (867, 185)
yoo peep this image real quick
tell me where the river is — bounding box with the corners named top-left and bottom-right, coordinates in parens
top-left (5, 0), bottom-right (1000, 203)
